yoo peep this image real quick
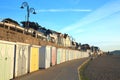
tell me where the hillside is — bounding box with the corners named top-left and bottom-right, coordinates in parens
top-left (110, 50), bottom-right (120, 55)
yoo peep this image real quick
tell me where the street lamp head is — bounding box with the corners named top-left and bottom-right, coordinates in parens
top-left (33, 11), bottom-right (36, 14)
top-left (20, 2), bottom-right (28, 8)
top-left (30, 8), bottom-right (36, 14)
top-left (20, 6), bottom-right (24, 9)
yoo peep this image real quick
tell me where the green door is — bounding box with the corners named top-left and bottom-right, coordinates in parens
top-left (57, 48), bottom-right (61, 64)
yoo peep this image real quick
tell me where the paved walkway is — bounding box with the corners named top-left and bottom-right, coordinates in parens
top-left (13, 58), bottom-right (88, 80)
top-left (84, 55), bottom-right (120, 80)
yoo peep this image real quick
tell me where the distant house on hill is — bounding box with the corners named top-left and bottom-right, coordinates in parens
top-left (27, 28), bottom-right (46, 40)
top-left (57, 33), bottom-right (64, 46)
top-left (62, 34), bottom-right (72, 48)
top-left (81, 44), bottom-right (90, 51)
top-left (48, 30), bottom-right (59, 43)
top-left (75, 42), bottom-right (80, 50)
top-left (90, 46), bottom-right (101, 56)
top-left (44, 32), bottom-right (72, 47)
top-left (71, 41), bottom-right (76, 49)
top-left (38, 27), bottom-right (47, 35)
top-left (91, 46), bottom-right (100, 52)
top-left (0, 18), bottom-right (25, 33)
top-left (2, 18), bottom-right (20, 26)
top-left (38, 28), bottom-right (59, 43)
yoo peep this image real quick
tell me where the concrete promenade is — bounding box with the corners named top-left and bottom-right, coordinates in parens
top-left (13, 58), bottom-right (88, 80)
top-left (84, 55), bottom-right (120, 80)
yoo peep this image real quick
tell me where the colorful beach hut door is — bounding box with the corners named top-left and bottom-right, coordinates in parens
top-left (39, 46), bottom-right (51, 69)
top-left (51, 47), bottom-right (56, 66)
top-left (0, 42), bottom-right (14, 80)
top-left (46, 46), bottom-right (51, 68)
top-left (30, 46), bottom-right (39, 72)
top-left (66, 49), bottom-right (69, 61)
top-left (57, 48), bottom-right (61, 64)
top-left (15, 43), bottom-right (29, 77)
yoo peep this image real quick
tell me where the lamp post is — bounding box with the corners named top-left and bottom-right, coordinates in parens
top-left (20, 2), bottom-right (36, 29)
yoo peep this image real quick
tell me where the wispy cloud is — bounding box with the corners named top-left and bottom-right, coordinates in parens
top-left (60, 0), bottom-right (120, 33)
top-left (36, 9), bottom-right (92, 12)
top-left (70, 0), bottom-right (80, 4)
top-left (73, 0), bottom-right (80, 4)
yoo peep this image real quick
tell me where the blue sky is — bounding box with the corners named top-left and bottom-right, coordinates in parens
top-left (0, 0), bottom-right (120, 51)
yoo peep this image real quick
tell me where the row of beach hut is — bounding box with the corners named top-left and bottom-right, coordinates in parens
top-left (0, 40), bottom-right (89, 80)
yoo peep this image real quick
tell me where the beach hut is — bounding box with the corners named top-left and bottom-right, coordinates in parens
top-left (56, 48), bottom-right (61, 64)
top-left (39, 45), bottom-right (51, 69)
top-left (29, 45), bottom-right (40, 72)
top-left (76, 51), bottom-right (80, 59)
top-left (51, 46), bottom-right (56, 66)
top-left (68, 50), bottom-right (71, 61)
top-left (75, 50), bottom-right (78, 59)
top-left (60, 48), bottom-right (64, 63)
top-left (0, 40), bottom-right (15, 80)
top-left (65, 49), bottom-right (69, 61)
top-left (60, 49), bottom-right (65, 63)
top-left (70, 50), bottom-right (74, 60)
top-left (14, 42), bottom-right (29, 77)
top-left (62, 49), bottom-right (66, 62)
top-left (78, 51), bottom-right (81, 59)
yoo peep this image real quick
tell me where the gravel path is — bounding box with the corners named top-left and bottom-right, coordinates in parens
top-left (84, 55), bottom-right (120, 80)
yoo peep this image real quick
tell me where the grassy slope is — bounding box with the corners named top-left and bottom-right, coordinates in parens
top-left (79, 59), bottom-right (90, 80)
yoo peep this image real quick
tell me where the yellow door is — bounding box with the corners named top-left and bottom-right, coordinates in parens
top-left (30, 47), bottom-right (39, 72)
